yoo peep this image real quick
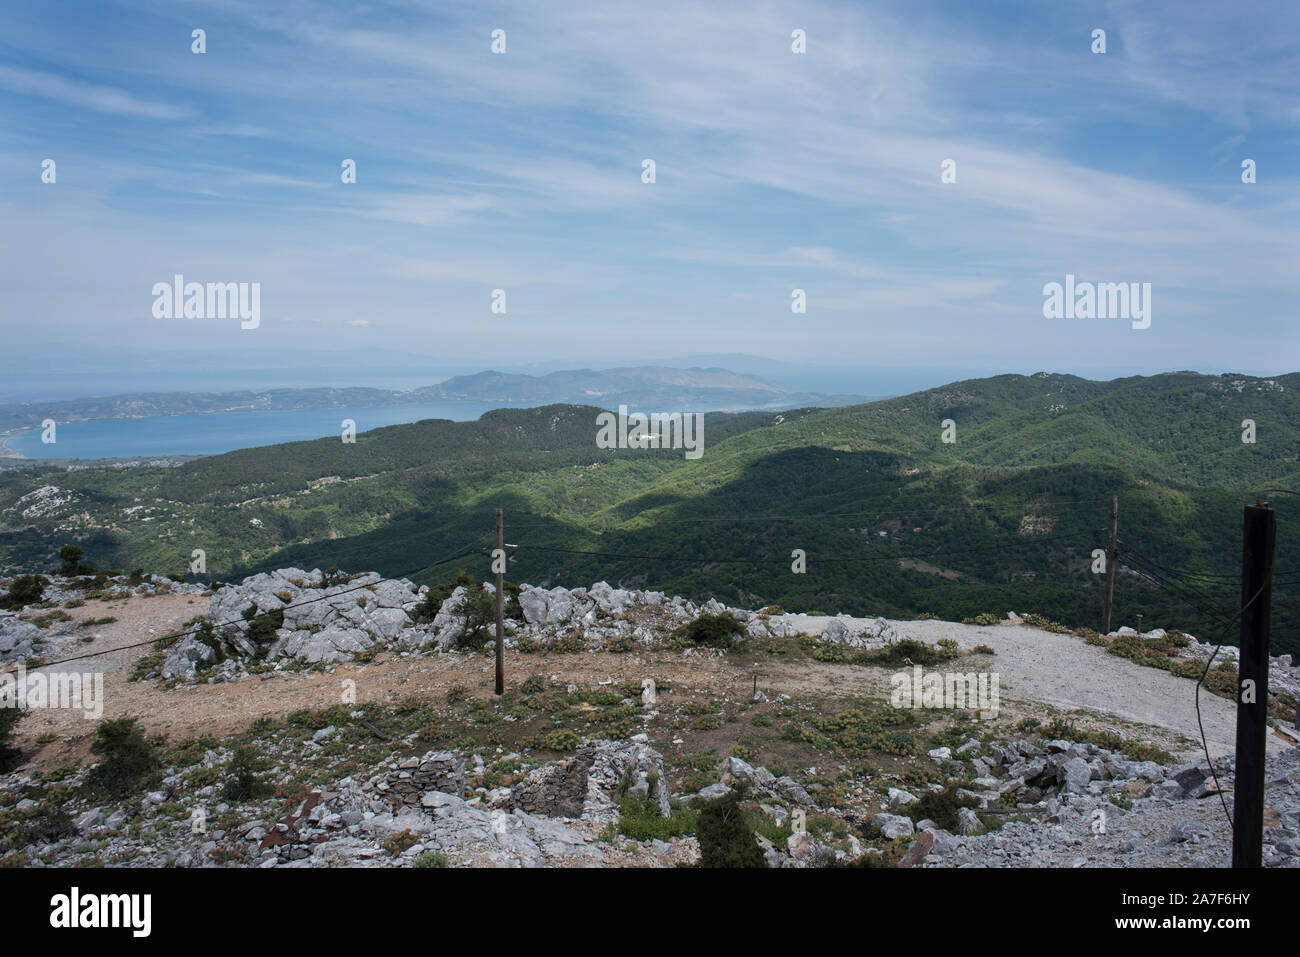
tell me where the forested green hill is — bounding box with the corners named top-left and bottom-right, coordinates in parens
top-left (3, 371), bottom-right (1298, 653)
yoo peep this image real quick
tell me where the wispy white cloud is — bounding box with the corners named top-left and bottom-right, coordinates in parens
top-left (0, 65), bottom-right (193, 119)
top-left (3, 0), bottom-right (1297, 370)
top-left (341, 193), bottom-right (498, 226)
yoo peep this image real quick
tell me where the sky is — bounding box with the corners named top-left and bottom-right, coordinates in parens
top-left (2, 0), bottom-right (1298, 398)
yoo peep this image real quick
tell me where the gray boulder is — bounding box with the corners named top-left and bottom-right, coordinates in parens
top-left (1061, 757), bottom-right (1093, 794)
top-left (873, 813), bottom-right (915, 839)
top-left (956, 807), bottom-right (985, 836)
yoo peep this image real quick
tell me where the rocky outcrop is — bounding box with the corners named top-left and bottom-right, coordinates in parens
top-left (719, 755), bottom-right (816, 807)
top-left (268, 738), bottom-right (674, 867)
top-left (161, 569), bottom-right (429, 678)
top-left (152, 566), bottom-right (928, 682)
top-left (0, 571), bottom-right (204, 665)
top-left (0, 614), bottom-right (43, 664)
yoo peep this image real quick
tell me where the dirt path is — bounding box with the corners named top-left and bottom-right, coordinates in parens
top-left (12, 596), bottom-right (748, 770)
top-left (10, 595), bottom-right (1285, 770)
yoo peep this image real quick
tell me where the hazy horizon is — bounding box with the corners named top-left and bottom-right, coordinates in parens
top-left (5, 0), bottom-right (1299, 392)
top-left (5, 344), bottom-right (1296, 406)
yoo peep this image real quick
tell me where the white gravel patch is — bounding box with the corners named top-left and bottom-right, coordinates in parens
top-left (772, 614), bottom-right (1287, 759)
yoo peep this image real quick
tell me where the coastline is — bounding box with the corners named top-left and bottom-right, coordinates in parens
top-left (0, 428), bottom-right (29, 460)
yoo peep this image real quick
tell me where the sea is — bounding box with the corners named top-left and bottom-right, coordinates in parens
top-left (5, 402), bottom-right (523, 460)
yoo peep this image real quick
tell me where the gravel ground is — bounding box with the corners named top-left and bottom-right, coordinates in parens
top-left (772, 614), bottom-right (1290, 760)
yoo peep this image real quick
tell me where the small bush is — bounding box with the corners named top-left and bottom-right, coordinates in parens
top-left (87, 717), bottom-right (161, 796)
top-left (1021, 613), bottom-right (1070, 633)
top-left (129, 651), bottom-right (166, 682)
top-left (863, 639), bottom-right (954, 667)
top-left (223, 745), bottom-right (273, 802)
top-left (0, 707), bottom-right (25, 772)
top-left (1, 575), bottom-right (46, 610)
top-left (58, 545), bottom-right (85, 576)
top-left (905, 784), bottom-right (979, 831)
top-left (244, 607), bottom-right (284, 652)
top-left (18, 806), bottom-right (76, 846)
top-left (696, 786), bottom-right (766, 868)
top-left (678, 613), bottom-right (744, 649)
top-left (528, 728), bottom-right (581, 752)
top-left (413, 850), bottom-right (448, 868)
top-left (382, 829), bottom-right (421, 856)
top-left (1201, 662), bottom-right (1238, 699)
top-left (616, 794), bottom-right (697, 842)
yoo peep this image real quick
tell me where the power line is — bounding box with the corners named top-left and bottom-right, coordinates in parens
top-left (1116, 546), bottom-right (1236, 627)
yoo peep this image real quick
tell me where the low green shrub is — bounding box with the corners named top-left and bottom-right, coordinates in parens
top-left (677, 612), bottom-right (744, 649)
top-left (87, 717), bottom-right (161, 796)
top-left (695, 786), bottom-right (766, 868)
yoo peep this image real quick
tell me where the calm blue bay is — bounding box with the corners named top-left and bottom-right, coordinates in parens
top-left (7, 402), bottom-right (530, 459)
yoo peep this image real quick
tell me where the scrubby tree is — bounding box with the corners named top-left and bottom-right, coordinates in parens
top-left (0, 707), bottom-right (25, 773)
top-left (679, 612), bottom-right (744, 649)
top-left (696, 786), bottom-right (766, 868)
top-left (223, 744), bottom-right (271, 801)
top-left (58, 544), bottom-right (84, 575)
top-left (87, 716), bottom-right (160, 796)
top-left (1, 575), bottom-right (46, 611)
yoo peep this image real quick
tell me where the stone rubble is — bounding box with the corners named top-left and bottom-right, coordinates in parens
top-left (0, 572), bottom-right (205, 666)
top-left (1, 738), bottom-right (691, 869)
top-left (152, 568), bottom-right (915, 681)
top-left (916, 739), bottom-right (1300, 868)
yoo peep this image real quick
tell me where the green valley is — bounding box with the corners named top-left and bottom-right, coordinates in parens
top-left (3, 371), bottom-right (1297, 654)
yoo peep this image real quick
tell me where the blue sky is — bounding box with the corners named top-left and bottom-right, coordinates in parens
top-left (2, 0), bottom-right (1298, 393)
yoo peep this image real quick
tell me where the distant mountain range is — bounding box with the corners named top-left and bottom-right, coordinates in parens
top-left (0, 366), bottom-right (877, 434)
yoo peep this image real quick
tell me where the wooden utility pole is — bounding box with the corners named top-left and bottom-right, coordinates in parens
top-left (494, 508), bottom-right (505, 696)
top-left (1232, 502), bottom-right (1276, 868)
top-left (1102, 495), bottom-right (1118, 634)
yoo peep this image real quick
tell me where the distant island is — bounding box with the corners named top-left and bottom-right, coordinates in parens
top-left (0, 365), bottom-right (877, 437)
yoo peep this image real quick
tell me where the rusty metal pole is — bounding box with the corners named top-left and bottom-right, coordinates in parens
top-left (494, 508), bottom-right (505, 696)
top-left (1232, 502), bottom-right (1276, 867)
